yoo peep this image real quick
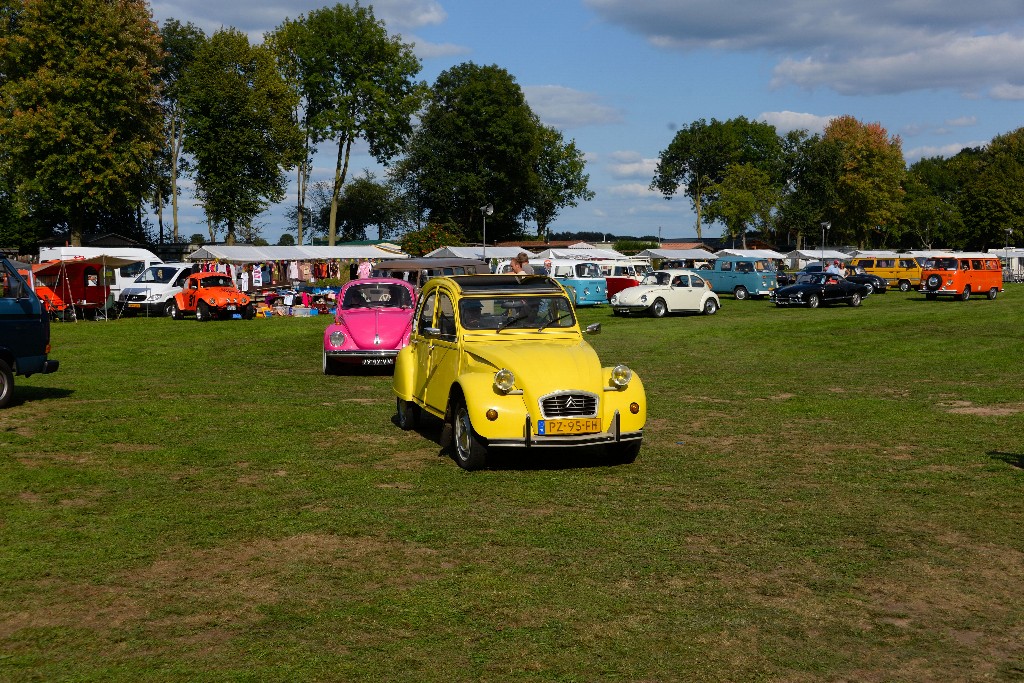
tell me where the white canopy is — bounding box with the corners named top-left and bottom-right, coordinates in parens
top-left (188, 245), bottom-right (406, 263)
top-left (636, 248), bottom-right (717, 260)
top-left (532, 247), bottom-right (625, 260)
top-left (425, 245), bottom-right (533, 260)
top-left (717, 248), bottom-right (787, 259)
top-left (987, 248), bottom-right (1024, 259)
top-left (785, 249), bottom-right (852, 261)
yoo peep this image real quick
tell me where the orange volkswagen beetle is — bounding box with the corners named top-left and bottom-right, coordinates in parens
top-left (168, 272), bottom-right (254, 321)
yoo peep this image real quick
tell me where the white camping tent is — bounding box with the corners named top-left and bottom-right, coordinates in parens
top-left (783, 249), bottom-right (852, 269)
top-left (532, 246), bottom-right (625, 260)
top-left (187, 245), bottom-right (406, 263)
top-left (425, 246), bottom-right (534, 260)
top-left (717, 248), bottom-right (786, 260)
top-left (635, 248), bottom-right (717, 261)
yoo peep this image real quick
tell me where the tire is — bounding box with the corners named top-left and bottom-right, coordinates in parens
top-left (649, 299), bottom-right (667, 318)
top-left (0, 358), bottom-right (13, 409)
top-left (452, 396), bottom-right (487, 470)
top-left (242, 303), bottom-right (255, 320)
top-left (734, 286), bottom-right (748, 301)
top-left (988, 288), bottom-right (999, 300)
top-left (849, 293), bottom-right (862, 307)
top-left (899, 280), bottom-right (911, 292)
top-left (863, 283), bottom-right (873, 295)
top-left (152, 301), bottom-right (167, 317)
top-left (196, 300), bottom-right (212, 322)
top-left (396, 397), bottom-right (419, 431)
top-left (607, 440), bottom-right (641, 464)
top-left (959, 286), bottom-right (971, 301)
top-left (323, 350), bottom-right (339, 376)
top-left (168, 300), bottom-right (183, 320)
top-left (703, 298), bottom-right (719, 315)
top-left (925, 274), bottom-right (941, 290)
top-left (807, 294), bottom-right (820, 309)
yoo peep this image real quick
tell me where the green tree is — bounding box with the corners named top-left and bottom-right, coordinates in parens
top-left (651, 117), bottom-right (784, 240)
top-left (903, 156), bottom-right (966, 249)
top-left (330, 171), bottom-right (407, 242)
top-left (158, 19), bottom-right (206, 243)
top-left (823, 115), bottom-right (906, 249)
top-left (0, 0), bottom-right (163, 246)
top-left (269, 2), bottom-right (425, 246)
top-left (396, 62), bottom-right (542, 243)
top-left (400, 223), bottom-right (464, 256)
top-left (527, 125), bottom-right (594, 242)
top-left (962, 129), bottom-right (1024, 250)
top-left (776, 131), bottom-right (841, 249)
top-left (179, 28), bottom-right (301, 244)
top-left (706, 163), bottom-right (779, 248)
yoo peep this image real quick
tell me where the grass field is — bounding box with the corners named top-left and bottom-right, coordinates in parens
top-left (2, 286), bottom-right (1023, 682)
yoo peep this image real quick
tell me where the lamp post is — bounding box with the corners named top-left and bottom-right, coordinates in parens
top-left (480, 204), bottom-right (493, 260)
top-left (821, 221), bottom-right (830, 263)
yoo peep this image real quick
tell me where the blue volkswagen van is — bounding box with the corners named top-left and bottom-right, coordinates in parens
top-left (1, 257), bottom-right (59, 408)
top-left (703, 255), bottom-right (778, 300)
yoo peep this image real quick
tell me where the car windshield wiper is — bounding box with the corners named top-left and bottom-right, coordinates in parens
top-left (496, 313), bottom-right (528, 332)
top-left (537, 313), bottom-right (572, 331)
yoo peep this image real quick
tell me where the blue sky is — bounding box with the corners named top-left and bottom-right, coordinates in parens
top-left (148, 0), bottom-right (1024, 243)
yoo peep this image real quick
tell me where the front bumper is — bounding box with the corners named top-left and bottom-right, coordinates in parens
top-left (769, 294), bottom-right (808, 306)
top-left (487, 410), bottom-right (643, 449)
top-left (325, 349), bottom-right (398, 366)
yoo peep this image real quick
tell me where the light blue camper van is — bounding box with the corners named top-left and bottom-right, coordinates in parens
top-left (703, 255), bottom-right (778, 300)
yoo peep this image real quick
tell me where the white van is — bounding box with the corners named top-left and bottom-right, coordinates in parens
top-left (38, 247), bottom-right (162, 303)
top-left (117, 262), bottom-right (193, 316)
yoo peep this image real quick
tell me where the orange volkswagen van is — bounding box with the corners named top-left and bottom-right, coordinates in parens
top-left (919, 254), bottom-right (1003, 300)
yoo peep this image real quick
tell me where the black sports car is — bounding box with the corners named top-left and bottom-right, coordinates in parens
top-left (843, 266), bottom-right (888, 294)
top-left (770, 272), bottom-right (870, 308)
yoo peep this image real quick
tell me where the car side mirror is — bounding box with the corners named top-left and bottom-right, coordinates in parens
top-left (585, 322), bottom-right (601, 335)
top-left (424, 326), bottom-right (441, 336)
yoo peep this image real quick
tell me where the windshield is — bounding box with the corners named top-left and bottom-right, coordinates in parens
top-left (136, 266), bottom-right (181, 284)
top-left (575, 263), bottom-right (602, 278)
top-left (931, 257), bottom-right (958, 270)
top-left (459, 296), bottom-right (575, 331)
top-left (342, 283), bottom-right (413, 309)
top-left (796, 273), bottom-right (827, 285)
top-left (641, 272), bottom-right (672, 286)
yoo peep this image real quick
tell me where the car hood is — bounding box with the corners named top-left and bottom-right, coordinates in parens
top-left (464, 337), bottom-right (605, 392)
top-left (773, 282), bottom-right (819, 295)
top-left (335, 308), bottom-right (414, 349)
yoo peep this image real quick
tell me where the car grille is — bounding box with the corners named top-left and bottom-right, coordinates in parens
top-left (122, 293), bottom-right (147, 302)
top-left (540, 391), bottom-right (599, 418)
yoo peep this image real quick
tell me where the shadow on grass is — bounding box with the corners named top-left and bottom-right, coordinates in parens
top-left (989, 450), bottom-right (1024, 469)
top-left (8, 385), bottom-right (75, 407)
top-left (390, 411), bottom-right (635, 471)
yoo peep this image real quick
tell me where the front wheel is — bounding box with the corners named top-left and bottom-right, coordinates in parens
top-left (849, 293), bottom-right (862, 307)
top-left (959, 286), bottom-right (971, 301)
top-left (649, 299), bottom-right (667, 318)
top-left (196, 300), bottom-right (212, 322)
top-left (452, 397), bottom-right (487, 470)
top-left (242, 303), bottom-right (255, 320)
top-left (988, 288), bottom-right (999, 300)
top-left (703, 298), bottom-right (719, 315)
top-left (899, 280), bottom-right (911, 292)
top-left (0, 358), bottom-right (14, 409)
top-left (323, 350), bottom-right (339, 376)
top-left (807, 294), bottom-right (820, 309)
top-left (734, 286), bottom-right (748, 301)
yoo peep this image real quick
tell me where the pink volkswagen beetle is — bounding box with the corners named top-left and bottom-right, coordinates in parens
top-left (322, 278), bottom-right (417, 374)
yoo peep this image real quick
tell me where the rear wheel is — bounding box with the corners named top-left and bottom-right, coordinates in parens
top-left (734, 285), bottom-right (748, 300)
top-left (649, 299), bottom-right (667, 318)
top-left (196, 300), bottom-right (212, 322)
top-left (0, 359), bottom-right (14, 409)
top-left (863, 283), bottom-right (874, 295)
top-left (452, 396), bottom-right (487, 470)
top-left (168, 300), bottom-right (183, 320)
top-left (899, 280), bottom-right (911, 292)
top-left (807, 294), bottom-right (820, 309)
top-left (849, 293), bottom-right (862, 307)
top-left (988, 287), bottom-right (999, 300)
top-left (396, 397), bottom-right (419, 431)
top-left (959, 286), bottom-right (971, 301)
top-left (703, 298), bottom-right (719, 315)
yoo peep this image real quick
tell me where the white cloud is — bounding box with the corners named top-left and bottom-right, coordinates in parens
top-left (946, 116), bottom-right (978, 127)
top-left (522, 85), bottom-right (624, 128)
top-left (990, 83), bottom-right (1024, 100)
top-left (904, 140), bottom-right (988, 162)
top-left (584, 0), bottom-right (1024, 97)
top-left (758, 111), bottom-right (834, 135)
top-left (605, 151), bottom-right (658, 179)
top-left (606, 183), bottom-right (661, 198)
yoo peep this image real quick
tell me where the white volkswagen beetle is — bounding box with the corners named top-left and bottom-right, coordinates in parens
top-left (610, 269), bottom-right (720, 317)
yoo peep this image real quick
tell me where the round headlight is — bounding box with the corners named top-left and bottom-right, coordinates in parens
top-left (493, 368), bottom-right (515, 393)
top-left (610, 364), bottom-right (632, 388)
top-left (329, 331), bottom-right (346, 346)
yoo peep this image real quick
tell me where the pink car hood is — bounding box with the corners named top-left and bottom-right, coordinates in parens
top-left (334, 308), bottom-right (413, 349)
